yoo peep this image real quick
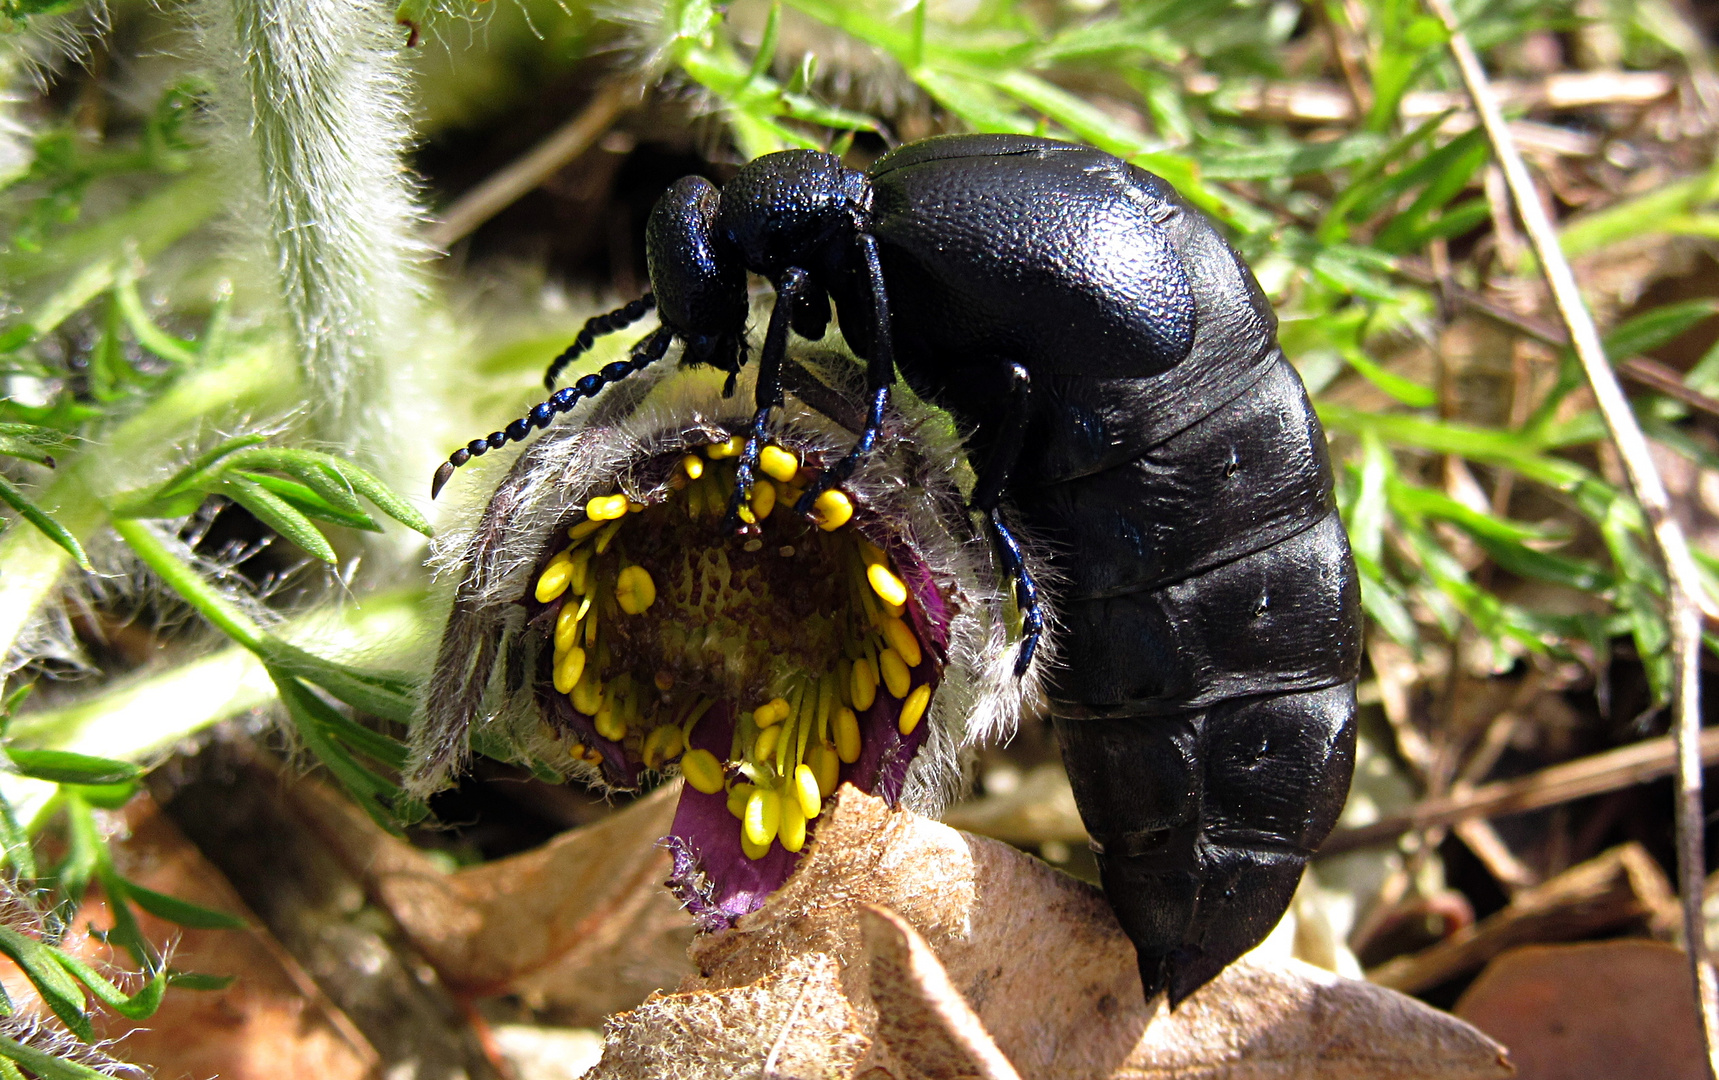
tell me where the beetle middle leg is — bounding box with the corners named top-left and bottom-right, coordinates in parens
top-left (795, 233), bottom-right (895, 514)
top-left (431, 326), bottom-right (674, 498)
top-left (969, 363), bottom-right (1044, 674)
top-left (724, 267), bottom-right (810, 532)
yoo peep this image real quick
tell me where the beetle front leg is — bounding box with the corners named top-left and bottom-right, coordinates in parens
top-left (725, 267), bottom-right (809, 532)
top-left (970, 363), bottom-right (1043, 675)
top-left (796, 233), bottom-right (894, 513)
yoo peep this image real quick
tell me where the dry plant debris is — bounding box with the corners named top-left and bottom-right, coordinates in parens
top-left (587, 787), bottom-right (1511, 1080)
top-left (0, 795), bottom-right (379, 1080)
top-left (1369, 842), bottom-right (1678, 993)
top-left (279, 766), bottom-right (696, 1016)
top-left (1456, 940), bottom-right (1706, 1080)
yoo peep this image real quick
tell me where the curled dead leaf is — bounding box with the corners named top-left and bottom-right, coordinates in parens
top-left (595, 786), bottom-right (1513, 1080)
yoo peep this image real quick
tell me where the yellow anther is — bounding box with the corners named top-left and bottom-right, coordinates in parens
top-left (586, 494), bottom-right (629, 521)
top-left (881, 616), bottom-right (922, 668)
top-left (737, 504), bottom-right (756, 525)
top-left (569, 519), bottom-right (604, 540)
top-left (793, 764), bottom-right (822, 820)
top-left (628, 499), bottom-right (644, 513)
top-left (741, 833), bottom-right (771, 860)
top-left (813, 489), bottom-right (854, 531)
top-left (594, 518), bottom-right (625, 554)
top-left (727, 782), bottom-right (755, 819)
top-left (534, 554), bottom-right (573, 603)
top-left (834, 706), bottom-right (861, 764)
top-left (643, 724), bottom-right (684, 769)
top-left (754, 698), bottom-right (790, 728)
top-left (680, 749), bottom-right (724, 795)
top-left (554, 603), bottom-right (581, 652)
top-left (569, 548), bottom-right (594, 594)
top-left (759, 445), bottom-right (799, 483)
top-left (706, 435), bottom-right (745, 459)
top-left (778, 795), bottom-right (807, 853)
top-left (879, 648), bottom-right (911, 699)
top-left (867, 563), bottom-right (908, 608)
top-left (552, 646), bottom-right (586, 694)
top-left (899, 684), bottom-right (931, 736)
top-left (616, 565), bottom-right (657, 615)
top-left (681, 454), bottom-right (705, 479)
top-left (809, 744), bottom-right (840, 796)
top-left (851, 657), bottom-right (878, 712)
top-left (755, 724), bottom-right (781, 762)
top-left (858, 538), bottom-right (886, 566)
top-left (584, 747), bottom-right (604, 765)
top-left (654, 670), bottom-right (675, 692)
top-left (571, 673), bottom-right (602, 715)
top-left (751, 478), bottom-right (776, 519)
top-left (744, 787), bottom-right (780, 848)
top-left (569, 742), bottom-right (585, 760)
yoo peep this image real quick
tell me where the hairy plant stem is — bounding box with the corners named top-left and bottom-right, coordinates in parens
top-left (1424, 0), bottom-right (1719, 1073)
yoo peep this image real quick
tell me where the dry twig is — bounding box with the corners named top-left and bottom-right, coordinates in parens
top-left (428, 80), bottom-right (642, 250)
top-left (1324, 726), bottom-right (1719, 853)
top-left (1406, 10), bottom-right (1716, 1068)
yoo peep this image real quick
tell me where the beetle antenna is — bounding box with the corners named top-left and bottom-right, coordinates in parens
top-left (432, 326), bottom-right (674, 499)
top-left (542, 293), bottom-right (657, 390)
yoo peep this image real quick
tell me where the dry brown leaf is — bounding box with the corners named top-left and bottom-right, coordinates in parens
top-left (1456, 940), bottom-right (1705, 1080)
top-left (860, 904), bottom-right (1022, 1080)
top-left (587, 952), bottom-right (870, 1080)
top-left (282, 767), bottom-right (695, 1018)
top-left (0, 795), bottom-right (380, 1080)
top-left (599, 786), bottom-right (1512, 1080)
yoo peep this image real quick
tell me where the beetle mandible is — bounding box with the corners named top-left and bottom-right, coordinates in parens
top-left (432, 133), bottom-right (1363, 1003)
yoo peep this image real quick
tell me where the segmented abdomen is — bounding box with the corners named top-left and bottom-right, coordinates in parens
top-left (1015, 332), bottom-right (1361, 1003)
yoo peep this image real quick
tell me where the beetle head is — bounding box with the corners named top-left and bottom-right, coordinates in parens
top-left (716, 150), bottom-right (870, 279)
top-left (647, 175), bottom-right (749, 373)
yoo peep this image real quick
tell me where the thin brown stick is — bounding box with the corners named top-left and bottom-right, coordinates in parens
top-left (427, 80), bottom-right (641, 250)
top-left (1323, 726), bottom-right (1719, 854)
top-left (1395, 259), bottom-right (1719, 424)
top-left (1419, 9), bottom-right (1717, 1070)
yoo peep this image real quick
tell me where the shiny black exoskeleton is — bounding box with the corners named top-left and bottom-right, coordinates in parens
top-left (432, 134), bottom-right (1362, 1004)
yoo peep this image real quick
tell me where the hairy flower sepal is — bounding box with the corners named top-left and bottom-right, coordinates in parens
top-left (411, 348), bottom-right (1044, 926)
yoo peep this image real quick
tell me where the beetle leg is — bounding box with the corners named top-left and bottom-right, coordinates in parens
top-left (725, 268), bottom-right (810, 532)
top-left (969, 363), bottom-right (1042, 675)
top-left (795, 233), bottom-right (894, 513)
top-left (541, 293), bottom-right (657, 390)
top-left (431, 326), bottom-right (673, 498)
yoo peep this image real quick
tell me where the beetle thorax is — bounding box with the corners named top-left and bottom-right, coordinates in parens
top-left (716, 150), bottom-right (871, 277)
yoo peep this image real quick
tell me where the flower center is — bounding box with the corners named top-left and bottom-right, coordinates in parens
top-left (526, 434), bottom-right (939, 863)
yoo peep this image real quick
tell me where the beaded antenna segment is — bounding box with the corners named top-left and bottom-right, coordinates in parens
top-left (409, 347), bottom-right (1050, 927)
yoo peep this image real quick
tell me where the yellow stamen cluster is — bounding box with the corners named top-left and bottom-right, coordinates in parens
top-left (530, 435), bottom-right (935, 861)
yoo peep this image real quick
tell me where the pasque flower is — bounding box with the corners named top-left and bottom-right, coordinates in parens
top-left (408, 345), bottom-right (1046, 926)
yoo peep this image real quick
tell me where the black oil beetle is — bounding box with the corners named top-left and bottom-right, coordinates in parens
top-left (433, 134), bottom-right (1363, 1003)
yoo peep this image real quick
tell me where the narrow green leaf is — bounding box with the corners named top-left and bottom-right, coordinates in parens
top-left (319, 459), bottom-right (432, 536)
top-left (1344, 350), bottom-right (1438, 407)
top-left (1603, 298), bottom-right (1719, 360)
top-left (272, 674), bottom-right (404, 834)
top-left (123, 879), bottom-right (246, 930)
top-left (1198, 132), bottom-right (1387, 181)
top-left (232, 471), bottom-right (380, 532)
top-left (153, 434), bottom-right (269, 499)
top-left (0, 927), bottom-right (88, 1039)
top-left (49, 949), bottom-right (167, 1020)
top-left (5, 750), bottom-right (138, 786)
top-left (169, 971), bottom-right (236, 991)
top-left (112, 271), bottom-right (196, 365)
top-left (0, 477), bottom-right (91, 570)
top-left (226, 448), bottom-right (365, 513)
top-left (0, 1034), bottom-right (114, 1080)
top-left (220, 476), bottom-right (338, 563)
